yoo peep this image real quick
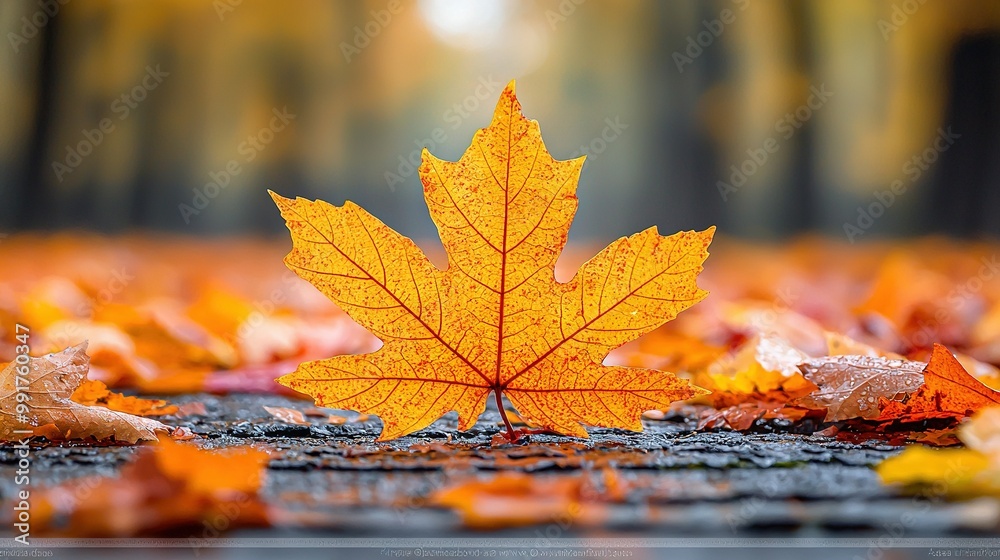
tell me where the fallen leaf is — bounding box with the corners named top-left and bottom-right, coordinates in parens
top-left (878, 344), bottom-right (1000, 423)
top-left (40, 320), bottom-right (157, 387)
top-left (875, 445), bottom-right (996, 497)
top-left (718, 302), bottom-right (826, 355)
top-left (959, 406), bottom-right (1000, 460)
top-left (856, 253), bottom-right (961, 350)
top-left (823, 331), bottom-right (903, 359)
top-left (272, 81), bottom-right (713, 440)
top-left (796, 355), bottom-right (924, 421)
top-left (695, 335), bottom-right (817, 407)
top-left (708, 334), bottom-right (808, 379)
top-left (0, 343), bottom-right (172, 443)
top-left (70, 379), bottom-right (178, 416)
top-left (431, 471), bottom-right (615, 529)
top-left (699, 402), bottom-right (823, 431)
top-left (263, 405), bottom-right (310, 426)
top-left (175, 402), bottom-right (208, 416)
top-left (326, 412), bottom-right (369, 425)
top-left (909, 429), bottom-right (962, 447)
top-left (30, 438), bottom-right (270, 536)
top-left (302, 407), bottom-right (328, 417)
top-left (624, 331), bottom-right (726, 373)
top-left (153, 438), bottom-right (269, 494)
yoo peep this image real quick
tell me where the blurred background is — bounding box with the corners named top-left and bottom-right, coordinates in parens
top-left (1, 0), bottom-right (999, 242)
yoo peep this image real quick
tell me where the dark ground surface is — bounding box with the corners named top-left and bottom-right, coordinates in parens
top-left (1, 394), bottom-right (999, 559)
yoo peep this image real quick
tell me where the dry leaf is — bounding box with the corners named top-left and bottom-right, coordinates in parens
top-left (909, 429), bottom-right (962, 447)
top-left (0, 343), bottom-right (171, 443)
top-left (70, 379), bottom-right (178, 416)
top-left (272, 81), bottom-right (713, 440)
top-left (325, 412), bottom-right (370, 425)
top-left (823, 331), bottom-right (903, 359)
top-left (797, 355), bottom-right (924, 421)
top-left (33, 438), bottom-right (270, 536)
top-left (707, 334), bottom-right (808, 379)
top-left (878, 344), bottom-right (1000, 423)
top-left (875, 409), bottom-right (1000, 498)
top-left (959, 406), bottom-right (1000, 460)
top-left (262, 405), bottom-right (310, 425)
top-left (699, 402), bottom-right (821, 431)
top-left (695, 335), bottom-right (817, 407)
top-left (431, 471), bottom-right (615, 529)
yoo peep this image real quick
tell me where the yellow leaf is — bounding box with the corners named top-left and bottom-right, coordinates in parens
top-left (272, 81), bottom-right (713, 440)
top-left (876, 445), bottom-right (995, 496)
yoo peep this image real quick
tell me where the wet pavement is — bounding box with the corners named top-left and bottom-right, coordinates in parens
top-left (2, 393), bottom-right (999, 545)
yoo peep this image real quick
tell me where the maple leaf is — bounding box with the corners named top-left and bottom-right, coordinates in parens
top-left (875, 344), bottom-right (1000, 422)
top-left (271, 81), bottom-right (713, 440)
top-left (0, 343), bottom-right (171, 443)
top-left (796, 355), bottom-right (924, 421)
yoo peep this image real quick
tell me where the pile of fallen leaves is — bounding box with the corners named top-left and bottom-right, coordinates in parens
top-left (2, 81), bottom-right (1000, 536)
top-left (0, 235), bottom-right (377, 397)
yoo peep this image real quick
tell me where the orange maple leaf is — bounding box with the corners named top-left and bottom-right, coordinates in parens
top-left (271, 81), bottom-right (713, 440)
top-left (876, 343), bottom-right (1000, 422)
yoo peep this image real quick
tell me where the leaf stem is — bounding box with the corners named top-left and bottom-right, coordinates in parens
top-left (494, 390), bottom-right (516, 441)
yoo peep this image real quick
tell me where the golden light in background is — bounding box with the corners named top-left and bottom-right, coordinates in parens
top-left (417, 0), bottom-right (509, 50)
